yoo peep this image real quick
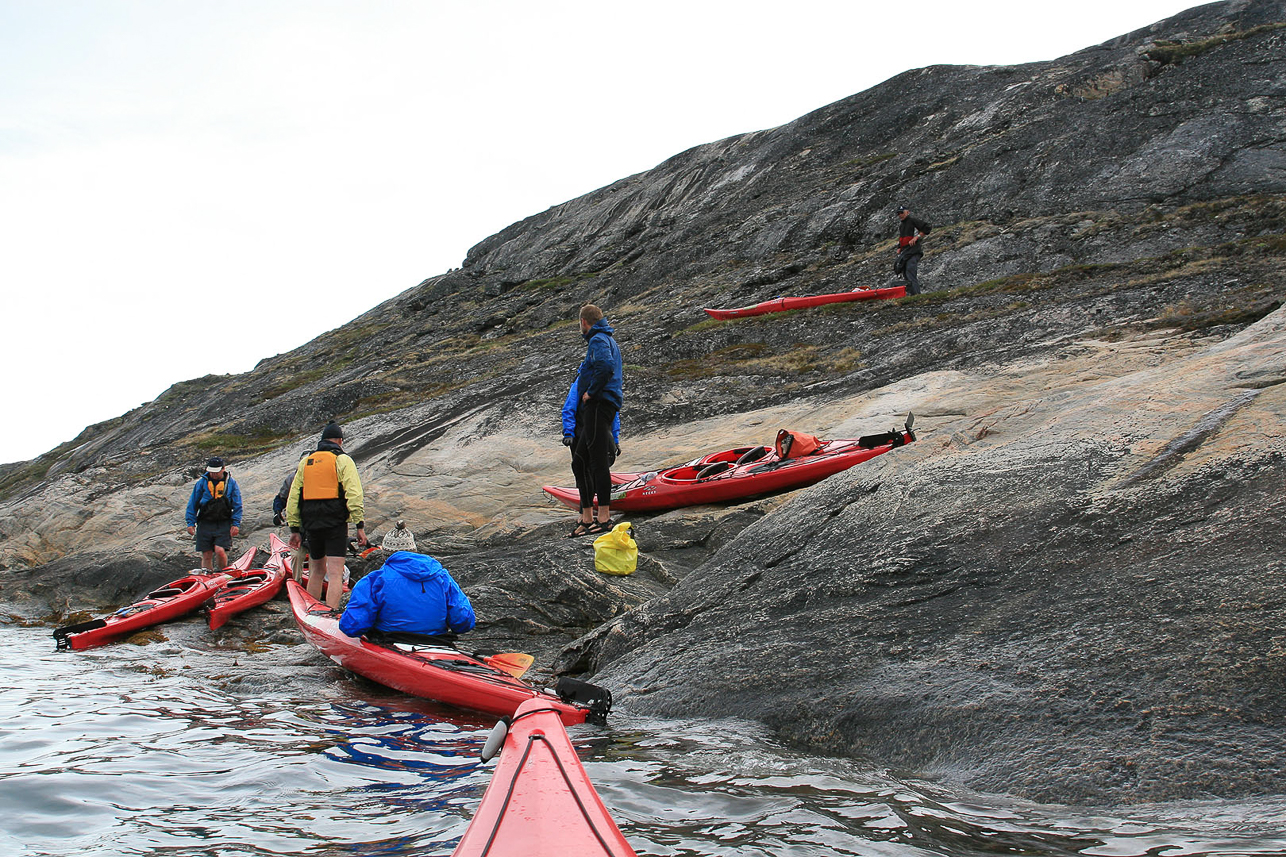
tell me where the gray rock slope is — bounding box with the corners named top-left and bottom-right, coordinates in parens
top-left (2, 0), bottom-right (1284, 804)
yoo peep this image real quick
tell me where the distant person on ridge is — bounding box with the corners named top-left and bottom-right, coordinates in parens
top-left (562, 367), bottom-right (620, 466)
top-left (286, 422), bottom-right (368, 609)
top-left (184, 456), bottom-right (243, 571)
top-left (338, 551), bottom-right (475, 639)
top-left (567, 304), bottom-right (623, 538)
top-left (894, 204), bottom-right (932, 295)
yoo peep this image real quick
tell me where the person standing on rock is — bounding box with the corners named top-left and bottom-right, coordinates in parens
top-left (894, 204), bottom-right (932, 295)
top-left (567, 305), bottom-right (623, 538)
top-left (286, 422), bottom-right (368, 609)
top-left (338, 551), bottom-right (475, 639)
top-left (184, 456), bottom-right (243, 571)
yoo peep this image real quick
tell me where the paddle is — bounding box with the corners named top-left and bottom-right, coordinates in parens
top-left (481, 652), bottom-right (535, 678)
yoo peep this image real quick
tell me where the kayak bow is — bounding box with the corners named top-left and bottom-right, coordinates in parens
top-left (453, 698), bottom-right (636, 857)
top-left (207, 534), bottom-right (291, 630)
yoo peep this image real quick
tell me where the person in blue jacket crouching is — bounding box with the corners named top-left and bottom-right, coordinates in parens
top-left (338, 551), bottom-right (476, 638)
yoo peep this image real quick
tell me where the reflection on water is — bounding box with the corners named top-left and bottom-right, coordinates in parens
top-left (1, 625), bottom-right (1284, 856)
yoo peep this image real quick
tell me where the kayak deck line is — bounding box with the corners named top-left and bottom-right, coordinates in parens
top-left (471, 732), bottom-right (621, 857)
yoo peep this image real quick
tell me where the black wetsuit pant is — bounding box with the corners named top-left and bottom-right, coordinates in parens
top-left (572, 398), bottom-right (618, 513)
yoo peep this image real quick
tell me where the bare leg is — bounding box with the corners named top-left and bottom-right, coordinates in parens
top-left (201, 550), bottom-right (214, 570)
top-left (323, 555), bottom-right (347, 609)
top-left (597, 505), bottom-right (612, 525)
top-left (306, 557), bottom-right (325, 601)
top-left (212, 545), bottom-right (228, 570)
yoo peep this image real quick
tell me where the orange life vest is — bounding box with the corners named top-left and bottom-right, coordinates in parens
top-left (301, 450), bottom-right (341, 500)
top-left (775, 430), bottom-right (821, 459)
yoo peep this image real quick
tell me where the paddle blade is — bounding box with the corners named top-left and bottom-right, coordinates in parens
top-left (483, 652), bottom-right (535, 678)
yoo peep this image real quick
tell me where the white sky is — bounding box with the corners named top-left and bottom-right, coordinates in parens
top-left (1, 0), bottom-right (1199, 464)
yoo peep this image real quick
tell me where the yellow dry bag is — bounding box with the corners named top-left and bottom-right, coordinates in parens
top-left (593, 521), bottom-right (637, 575)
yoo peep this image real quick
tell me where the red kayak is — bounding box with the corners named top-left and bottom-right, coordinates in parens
top-left (543, 415), bottom-right (916, 513)
top-left (285, 580), bottom-right (610, 725)
top-left (453, 697), bottom-right (635, 857)
top-left (703, 284), bottom-right (906, 319)
top-left (207, 534), bottom-right (292, 630)
top-left (54, 548), bottom-right (257, 651)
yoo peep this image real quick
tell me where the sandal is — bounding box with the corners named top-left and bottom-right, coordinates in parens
top-left (584, 520), bottom-right (614, 536)
top-left (566, 522), bottom-right (593, 538)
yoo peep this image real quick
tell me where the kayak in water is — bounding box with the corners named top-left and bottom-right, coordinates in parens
top-left (543, 414), bottom-right (916, 513)
top-left (54, 547), bottom-right (258, 650)
top-left (703, 284), bottom-right (906, 320)
top-left (453, 697), bottom-right (636, 857)
top-left (285, 580), bottom-right (611, 724)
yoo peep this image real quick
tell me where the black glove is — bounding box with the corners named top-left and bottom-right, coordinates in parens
top-left (273, 512), bottom-right (284, 526)
top-left (562, 435), bottom-right (574, 447)
top-left (614, 443), bottom-right (621, 457)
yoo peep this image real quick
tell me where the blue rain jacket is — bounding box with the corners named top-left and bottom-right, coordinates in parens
top-left (575, 319), bottom-right (623, 410)
top-left (184, 473), bottom-right (243, 527)
top-left (562, 374), bottom-right (620, 442)
top-left (338, 551), bottom-right (476, 638)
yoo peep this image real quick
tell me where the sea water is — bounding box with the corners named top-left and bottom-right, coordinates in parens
top-left (2, 624), bottom-right (1285, 857)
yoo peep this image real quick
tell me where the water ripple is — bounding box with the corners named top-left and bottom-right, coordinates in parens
top-left (2, 625), bottom-right (1284, 856)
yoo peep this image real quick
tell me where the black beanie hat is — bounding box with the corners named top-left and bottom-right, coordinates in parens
top-left (321, 422), bottom-right (344, 440)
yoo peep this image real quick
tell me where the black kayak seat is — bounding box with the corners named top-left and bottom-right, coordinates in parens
top-left (696, 460), bottom-right (732, 480)
top-left (735, 446), bottom-right (769, 466)
top-left (367, 629), bottom-right (459, 647)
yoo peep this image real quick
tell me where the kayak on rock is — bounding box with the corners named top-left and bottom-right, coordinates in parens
top-left (452, 697), bottom-right (636, 857)
top-left (207, 533), bottom-right (292, 630)
top-left (285, 580), bottom-right (611, 725)
top-left (54, 547), bottom-right (258, 651)
top-left (543, 414), bottom-right (916, 513)
top-left (703, 284), bottom-right (906, 320)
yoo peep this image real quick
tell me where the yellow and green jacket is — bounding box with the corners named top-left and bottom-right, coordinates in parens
top-left (286, 441), bottom-right (364, 531)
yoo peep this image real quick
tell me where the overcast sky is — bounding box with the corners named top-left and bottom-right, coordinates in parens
top-left (0, 0), bottom-right (1200, 464)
